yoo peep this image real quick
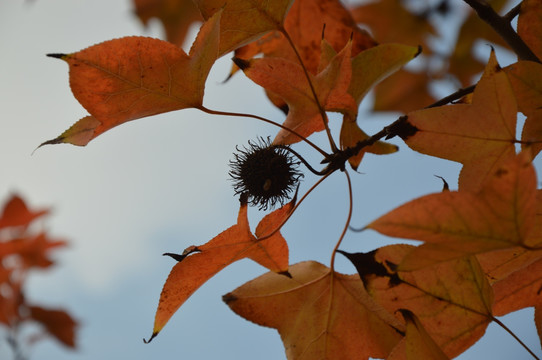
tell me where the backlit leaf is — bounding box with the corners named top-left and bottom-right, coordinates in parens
top-left (492, 256), bottom-right (542, 316)
top-left (42, 10), bottom-right (221, 146)
top-left (224, 261), bottom-right (404, 360)
top-left (233, 0), bottom-right (376, 75)
top-left (0, 194), bottom-right (48, 230)
top-left (388, 310), bottom-right (449, 360)
top-left (132, 0), bottom-right (203, 47)
top-left (400, 50), bottom-right (517, 191)
top-left (368, 152), bottom-right (540, 270)
top-left (235, 40), bottom-right (356, 145)
top-left (341, 245), bottom-right (492, 358)
top-left (148, 197), bottom-right (292, 341)
top-left (518, 0), bottom-right (542, 60)
top-left (193, 0), bottom-right (294, 56)
top-left (29, 305), bottom-right (78, 348)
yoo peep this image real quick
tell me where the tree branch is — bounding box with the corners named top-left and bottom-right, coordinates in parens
top-left (463, 0), bottom-right (540, 63)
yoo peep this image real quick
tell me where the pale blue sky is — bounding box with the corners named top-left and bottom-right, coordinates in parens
top-left (0, 1), bottom-right (539, 359)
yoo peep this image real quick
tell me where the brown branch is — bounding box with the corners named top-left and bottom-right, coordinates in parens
top-left (503, 2), bottom-right (522, 22)
top-left (425, 85), bottom-right (476, 108)
top-left (463, 0), bottom-right (540, 63)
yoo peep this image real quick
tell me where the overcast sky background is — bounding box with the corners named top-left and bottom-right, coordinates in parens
top-left (0, 0), bottom-right (540, 359)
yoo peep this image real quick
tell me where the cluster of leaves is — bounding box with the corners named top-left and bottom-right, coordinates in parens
top-left (41, 0), bottom-right (542, 358)
top-left (0, 195), bottom-right (77, 359)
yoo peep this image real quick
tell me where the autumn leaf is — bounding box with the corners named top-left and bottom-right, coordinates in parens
top-left (224, 261), bottom-right (404, 360)
top-left (350, 0), bottom-right (435, 49)
top-left (447, 0), bottom-right (510, 85)
top-left (522, 110), bottom-right (542, 158)
top-left (2, 233), bottom-right (67, 269)
top-left (340, 43), bottom-right (420, 169)
top-left (388, 310), bottom-right (449, 360)
top-left (491, 255), bottom-right (542, 317)
top-left (372, 69), bottom-right (436, 113)
top-left (29, 305), bottom-right (78, 348)
top-left (368, 152), bottom-right (541, 271)
top-left (340, 117), bottom-right (399, 170)
top-left (490, 190), bottom-right (542, 316)
top-left (398, 50), bottom-right (517, 191)
top-left (477, 246), bottom-right (542, 285)
top-left (505, 61), bottom-right (542, 115)
top-left (193, 0), bottom-right (294, 56)
top-left (0, 194), bottom-right (78, 352)
top-left (41, 10), bottom-right (221, 146)
top-left (0, 194), bottom-right (48, 230)
top-left (0, 278), bottom-right (23, 326)
top-left (518, 0), bottom-right (542, 60)
top-left (340, 245), bottom-right (493, 358)
top-left (132, 0), bottom-right (203, 47)
top-left (232, 0), bottom-right (376, 76)
top-left (348, 44), bottom-right (421, 109)
top-left (505, 61), bottom-right (542, 157)
top-left (147, 196), bottom-right (293, 341)
top-left (234, 40), bottom-right (356, 145)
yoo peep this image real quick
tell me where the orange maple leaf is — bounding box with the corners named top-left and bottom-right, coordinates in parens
top-left (147, 196), bottom-right (293, 341)
top-left (41, 10), bottom-right (221, 146)
top-left (235, 40), bottom-right (356, 145)
top-left (372, 69), bottom-right (436, 113)
top-left (491, 256), bottom-right (542, 317)
top-left (224, 260), bottom-right (404, 360)
top-left (340, 43), bottom-right (420, 169)
top-left (447, 0), bottom-right (510, 85)
top-left (193, 0), bottom-right (294, 57)
top-left (505, 61), bottom-right (542, 157)
top-left (518, 0), bottom-right (542, 60)
top-left (232, 0), bottom-right (376, 76)
top-left (399, 50), bottom-right (518, 191)
top-left (350, 0), bottom-right (435, 49)
top-left (132, 0), bottom-right (203, 47)
top-left (0, 194), bottom-right (48, 230)
top-left (340, 245), bottom-right (493, 358)
top-left (368, 152), bottom-right (541, 271)
top-left (1, 233), bottom-right (67, 269)
top-left (388, 310), bottom-right (449, 360)
top-left (29, 305), bottom-right (78, 348)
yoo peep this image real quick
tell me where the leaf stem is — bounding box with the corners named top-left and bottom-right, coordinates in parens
top-left (425, 85), bottom-right (476, 108)
top-left (199, 106), bottom-right (329, 157)
top-left (274, 145), bottom-right (328, 176)
top-left (330, 169), bottom-right (353, 271)
top-left (492, 316), bottom-right (541, 360)
top-left (279, 27), bottom-right (339, 153)
top-left (256, 172), bottom-right (333, 242)
top-left (463, 0), bottom-right (541, 63)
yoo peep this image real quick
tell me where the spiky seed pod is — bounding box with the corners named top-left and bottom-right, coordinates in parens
top-left (229, 137), bottom-right (303, 210)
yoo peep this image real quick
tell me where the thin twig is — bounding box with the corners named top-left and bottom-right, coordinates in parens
top-left (274, 145), bottom-right (328, 176)
top-left (330, 170), bottom-right (353, 271)
top-left (256, 172), bottom-right (333, 242)
top-left (199, 106), bottom-right (329, 157)
top-left (425, 85), bottom-right (476, 108)
top-left (503, 2), bottom-right (522, 22)
top-left (492, 316), bottom-right (541, 360)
